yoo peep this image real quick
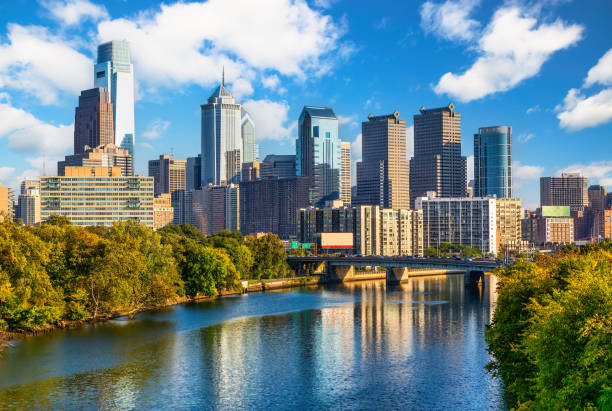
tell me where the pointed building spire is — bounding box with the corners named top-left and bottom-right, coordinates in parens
top-left (222, 65), bottom-right (225, 86)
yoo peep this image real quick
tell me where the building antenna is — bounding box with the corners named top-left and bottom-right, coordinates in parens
top-left (170, 147), bottom-right (174, 157)
top-left (222, 65), bottom-right (225, 86)
top-left (42, 154), bottom-right (46, 176)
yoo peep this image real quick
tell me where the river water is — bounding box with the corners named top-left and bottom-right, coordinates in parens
top-left (0, 275), bottom-right (503, 410)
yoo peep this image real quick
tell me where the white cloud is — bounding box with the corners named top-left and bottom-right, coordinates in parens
top-left (0, 102), bottom-right (73, 155)
top-left (556, 48), bottom-right (612, 131)
top-left (0, 167), bottom-right (15, 185)
top-left (141, 119), bottom-right (171, 140)
top-left (557, 88), bottom-right (612, 131)
top-left (96, 0), bottom-right (346, 94)
top-left (434, 6), bottom-right (583, 102)
top-left (261, 75), bottom-right (280, 90)
top-left (230, 78), bottom-right (254, 101)
top-left (338, 114), bottom-right (358, 129)
top-left (518, 132), bottom-right (535, 143)
top-left (557, 161), bottom-right (612, 182)
top-left (0, 24), bottom-right (92, 105)
top-left (584, 48), bottom-right (612, 87)
top-left (242, 99), bottom-right (294, 142)
top-left (526, 105), bottom-right (541, 114)
top-left (42, 0), bottom-right (108, 26)
top-left (420, 0), bottom-right (480, 42)
top-left (512, 161), bottom-right (545, 189)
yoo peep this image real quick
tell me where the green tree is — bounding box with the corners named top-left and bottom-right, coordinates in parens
top-left (245, 233), bottom-right (290, 279)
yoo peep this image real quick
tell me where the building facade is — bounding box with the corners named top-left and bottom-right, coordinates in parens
top-left (261, 155), bottom-right (296, 179)
top-left (148, 155), bottom-right (187, 197)
top-left (201, 80), bottom-right (242, 186)
top-left (190, 184), bottom-right (240, 236)
top-left (417, 195), bottom-right (497, 256)
top-left (40, 167), bottom-right (153, 227)
top-left (59, 143), bottom-right (132, 176)
top-left (410, 103), bottom-right (466, 207)
top-left (540, 173), bottom-right (589, 211)
top-left (0, 183), bottom-right (15, 222)
top-left (340, 142), bottom-right (351, 206)
top-left (153, 193), bottom-right (173, 230)
top-left (16, 188), bottom-right (41, 225)
top-left (495, 198), bottom-right (522, 253)
top-left (474, 126), bottom-right (512, 198)
top-left (241, 161), bottom-right (261, 182)
top-left (355, 111), bottom-right (410, 209)
top-left (296, 106), bottom-right (342, 206)
top-left (94, 40), bottom-right (135, 157)
top-left (73, 87), bottom-right (114, 154)
top-left (241, 108), bottom-right (257, 163)
top-left (186, 155), bottom-right (202, 191)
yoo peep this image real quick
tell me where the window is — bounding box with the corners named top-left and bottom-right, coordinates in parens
top-left (96, 71), bottom-right (105, 78)
top-left (313, 126), bottom-right (319, 137)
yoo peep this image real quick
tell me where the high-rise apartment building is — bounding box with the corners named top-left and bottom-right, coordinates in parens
top-left (201, 79), bottom-right (242, 185)
top-left (73, 88), bottom-right (114, 154)
top-left (0, 182), bottom-right (15, 222)
top-left (148, 155), bottom-right (187, 197)
top-left (355, 111), bottom-right (410, 209)
top-left (410, 103), bottom-right (466, 207)
top-left (261, 155), bottom-right (296, 179)
top-left (40, 167), bottom-right (153, 227)
top-left (340, 142), bottom-right (351, 206)
top-left (16, 188), bottom-right (41, 225)
top-left (94, 40), bottom-right (135, 157)
top-left (20, 180), bottom-right (40, 194)
top-left (593, 209), bottom-right (612, 240)
top-left (588, 185), bottom-right (607, 212)
top-left (241, 162), bottom-right (261, 182)
top-left (416, 194), bottom-right (497, 256)
top-left (296, 106), bottom-right (342, 206)
top-left (474, 126), bottom-right (512, 198)
top-left (496, 198), bottom-right (522, 253)
top-left (59, 144), bottom-right (132, 176)
top-left (240, 177), bottom-right (310, 238)
top-left (241, 108), bottom-right (258, 163)
top-left (540, 173), bottom-right (589, 211)
top-left (153, 193), bottom-right (173, 230)
top-left (186, 155), bottom-right (202, 190)
top-left (194, 184), bottom-right (240, 236)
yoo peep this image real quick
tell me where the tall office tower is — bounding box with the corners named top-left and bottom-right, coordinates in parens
top-left (588, 185), bottom-right (607, 212)
top-left (241, 109), bottom-right (258, 163)
top-left (540, 173), bottom-right (588, 212)
top-left (59, 144), bottom-right (132, 176)
top-left (410, 103), bottom-right (466, 207)
top-left (474, 126), bottom-right (512, 198)
top-left (94, 40), bottom-right (135, 157)
top-left (296, 106), bottom-right (341, 206)
top-left (201, 77), bottom-right (242, 186)
top-left (148, 155), bottom-right (186, 197)
top-left (186, 155), bottom-right (202, 190)
top-left (40, 167), bottom-right (153, 227)
top-left (73, 88), bottom-right (114, 154)
top-left (261, 155), bottom-right (297, 179)
top-left (355, 111), bottom-right (410, 209)
top-left (340, 142), bottom-right (351, 206)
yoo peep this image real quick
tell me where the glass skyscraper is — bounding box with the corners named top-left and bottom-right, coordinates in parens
top-left (296, 106), bottom-right (342, 206)
top-left (473, 126), bottom-right (512, 198)
top-left (241, 108), bottom-right (257, 163)
top-left (94, 40), bottom-right (135, 160)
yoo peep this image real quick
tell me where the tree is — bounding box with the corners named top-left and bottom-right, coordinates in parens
top-left (245, 233), bottom-right (290, 279)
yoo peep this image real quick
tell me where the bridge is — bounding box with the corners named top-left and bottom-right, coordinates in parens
top-left (287, 255), bottom-right (502, 287)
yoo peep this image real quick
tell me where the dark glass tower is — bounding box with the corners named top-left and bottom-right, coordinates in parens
top-left (474, 126), bottom-right (512, 198)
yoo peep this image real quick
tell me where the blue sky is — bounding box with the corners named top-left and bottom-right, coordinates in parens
top-left (0, 0), bottom-right (611, 209)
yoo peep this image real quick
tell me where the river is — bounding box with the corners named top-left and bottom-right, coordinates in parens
top-left (0, 275), bottom-right (504, 410)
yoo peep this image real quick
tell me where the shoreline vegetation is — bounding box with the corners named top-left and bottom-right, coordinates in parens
top-left (0, 217), bottom-right (293, 351)
top-left (486, 240), bottom-right (612, 410)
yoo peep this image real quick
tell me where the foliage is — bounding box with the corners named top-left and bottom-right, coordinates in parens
top-left (485, 241), bottom-right (612, 409)
top-left (424, 242), bottom-right (483, 258)
top-left (0, 218), bottom-right (289, 331)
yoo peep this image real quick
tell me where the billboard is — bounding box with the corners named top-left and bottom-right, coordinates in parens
top-left (541, 206), bottom-right (570, 217)
top-left (319, 232), bottom-right (353, 248)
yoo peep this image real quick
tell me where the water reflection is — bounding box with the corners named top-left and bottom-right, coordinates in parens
top-left (0, 275), bottom-right (503, 409)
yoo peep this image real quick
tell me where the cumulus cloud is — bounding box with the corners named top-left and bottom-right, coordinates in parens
top-left (420, 0), bottom-right (480, 42)
top-left (557, 48), bottom-right (612, 131)
top-left (242, 99), bottom-right (294, 142)
top-left (557, 161), bottom-right (612, 184)
top-left (96, 0), bottom-right (346, 94)
top-left (434, 6), bottom-right (583, 102)
top-left (526, 105), bottom-right (540, 114)
top-left (512, 161), bottom-right (545, 189)
top-left (42, 0), bottom-right (109, 26)
top-left (0, 102), bottom-right (73, 155)
top-left (261, 75), bottom-right (280, 90)
top-left (518, 132), bottom-right (535, 143)
top-left (0, 24), bottom-right (92, 104)
top-left (141, 119), bottom-right (171, 140)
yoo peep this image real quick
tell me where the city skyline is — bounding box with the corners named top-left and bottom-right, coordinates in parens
top-left (0, 0), bottom-right (611, 209)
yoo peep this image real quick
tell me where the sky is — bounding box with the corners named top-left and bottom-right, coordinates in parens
top-left (0, 0), bottom-right (611, 209)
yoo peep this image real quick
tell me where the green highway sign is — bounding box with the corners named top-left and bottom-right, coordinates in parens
top-left (302, 243), bottom-right (311, 249)
top-left (291, 241), bottom-right (299, 249)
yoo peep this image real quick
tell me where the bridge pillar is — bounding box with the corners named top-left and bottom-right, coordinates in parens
top-left (330, 265), bottom-right (355, 282)
top-left (386, 267), bottom-right (410, 284)
top-left (465, 270), bottom-right (485, 288)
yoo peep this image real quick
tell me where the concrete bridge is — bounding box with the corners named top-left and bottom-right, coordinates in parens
top-left (287, 255), bottom-right (502, 287)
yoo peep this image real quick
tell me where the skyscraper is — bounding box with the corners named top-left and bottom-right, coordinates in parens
top-left (410, 103), bottom-right (466, 207)
top-left (186, 155), bottom-right (202, 191)
top-left (540, 173), bottom-right (589, 211)
top-left (94, 40), bottom-right (135, 158)
top-left (73, 88), bottom-right (114, 154)
top-left (261, 154), bottom-right (296, 179)
top-left (296, 106), bottom-right (341, 206)
top-left (241, 108), bottom-right (258, 163)
top-left (340, 142), bottom-right (351, 206)
top-left (355, 111), bottom-right (410, 209)
top-left (148, 155), bottom-right (186, 197)
top-left (474, 126), bottom-right (512, 198)
top-left (201, 77), bottom-right (242, 185)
